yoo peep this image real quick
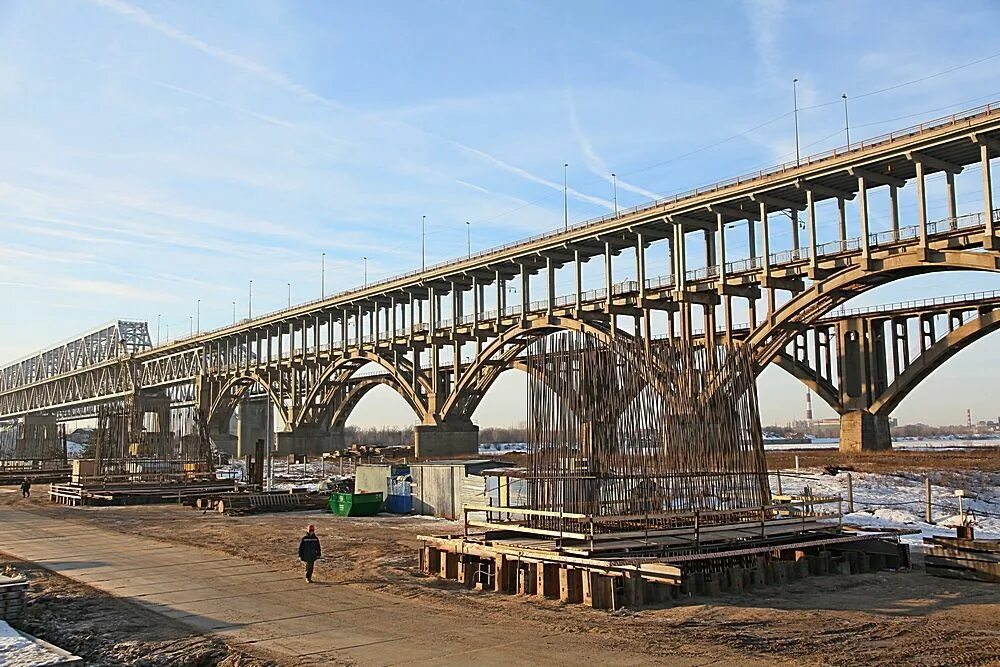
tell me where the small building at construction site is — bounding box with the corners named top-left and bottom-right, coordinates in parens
top-left (419, 332), bottom-right (909, 609)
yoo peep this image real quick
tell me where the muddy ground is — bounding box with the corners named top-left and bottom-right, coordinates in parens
top-left (3, 448), bottom-right (1000, 666)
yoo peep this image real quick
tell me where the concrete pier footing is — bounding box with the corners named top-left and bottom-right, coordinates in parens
top-left (413, 420), bottom-right (479, 458)
top-left (839, 410), bottom-right (891, 452)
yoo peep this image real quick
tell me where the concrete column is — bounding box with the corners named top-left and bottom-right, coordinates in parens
top-left (839, 411), bottom-right (891, 452)
top-left (946, 171), bottom-right (957, 227)
top-left (858, 175), bottom-right (870, 259)
top-left (604, 240), bottom-right (613, 300)
top-left (496, 270), bottom-right (503, 325)
top-left (237, 399), bottom-right (268, 458)
top-left (546, 256), bottom-right (555, 316)
top-left (837, 197), bottom-right (847, 246)
top-left (717, 212), bottom-right (728, 285)
top-left (807, 189), bottom-right (818, 269)
top-left (414, 418), bottom-right (479, 458)
top-left (916, 160), bottom-right (928, 247)
top-left (889, 184), bottom-right (900, 237)
top-left (636, 231), bottom-right (646, 302)
top-left (574, 248), bottom-right (583, 315)
top-left (520, 263), bottom-right (529, 318)
top-left (983, 144), bottom-right (995, 244)
top-left (759, 201), bottom-right (770, 276)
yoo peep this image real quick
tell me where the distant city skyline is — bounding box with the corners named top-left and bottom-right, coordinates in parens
top-left (2, 0), bottom-right (1000, 427)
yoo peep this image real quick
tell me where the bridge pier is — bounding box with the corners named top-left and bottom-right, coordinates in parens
top-left (209, 429), bottom-right (237, 456)
top-left (414, 419), bottom-right (479, 458)
top-left (839, 410), bottom-right (891, 452)
top-left (236, 400), bottom-right (269, 458)
top-left (275, 427), bottom-right (345, 456)
top-left (14, 413), bottom-right (60, 459)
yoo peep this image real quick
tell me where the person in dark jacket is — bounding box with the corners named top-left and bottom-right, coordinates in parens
top-left (19, 479), bottom-right (30, 499)
top-left (298, 524), bottom-right (321, 582)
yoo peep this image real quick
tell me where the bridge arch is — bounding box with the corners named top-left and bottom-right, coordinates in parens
top-left (206, 371), bottom-right (290, 432)
top-left (771, 352), bottom-right (843, 413)
top-left (439, 317), bottom-right (617, 422)
top-left (295, 351), bottom-right (430, 429)
top-left (870, 308), bottom-right (1000, 416)
top-left (748, 249), bottom-right (1000, 369)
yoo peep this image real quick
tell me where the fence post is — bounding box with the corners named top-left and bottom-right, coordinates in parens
top-left (847, 473), bottom-right (854, 513)
top-left (925, 478), bottom-right (933, 524)
top-left (776, 469), bottom-right (783, 495)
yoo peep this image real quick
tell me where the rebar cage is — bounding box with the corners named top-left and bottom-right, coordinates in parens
top-left (523, 332), bottom-right (771, 533)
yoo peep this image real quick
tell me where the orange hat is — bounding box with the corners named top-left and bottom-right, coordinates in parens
top-left (307, 524), bottom-right (316, 532)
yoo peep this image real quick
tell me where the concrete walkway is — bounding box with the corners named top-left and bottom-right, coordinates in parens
top-left (0, 507), bottom-right (670, 666)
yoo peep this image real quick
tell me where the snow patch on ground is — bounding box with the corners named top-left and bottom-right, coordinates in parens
top-left (776, 466), bottom-right (1000, 547)
top-left (0, 621), bottom-right (69, 667)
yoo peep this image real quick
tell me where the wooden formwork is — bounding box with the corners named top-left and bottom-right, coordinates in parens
top-left (419, 531), bottom-right (909, 610)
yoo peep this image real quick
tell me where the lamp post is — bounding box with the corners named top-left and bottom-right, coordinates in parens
top-left (321, 252), bottom-right (326, 298)
top-left (287, 282), bottom-right (291, 308)
top-left (563, 163), bottom-right (569, 231)
top-left (156, 313), bottom-right (161, 346)
top-left (842, 93), bottom-right (851, 147)
top-left (196, 299), bottom-right (200, 334)
top-left (363, 256), bottom-right (368, 288)
top-left (793, 78), bottom-right (801, 166)
top-left (232, 301), bottom-right (236, 325)
top-left (421, 215), bottom-right (426, 271)
top-left (189, 316), bottom-right (193, 336)
top-left (612, 172), bottom-right (618, 215)
top-left (466, 221), bottom-right (471, 259)
top-left (248, 280), bottom-right (253, 319)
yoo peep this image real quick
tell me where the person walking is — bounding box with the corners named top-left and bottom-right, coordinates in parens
top-left (19, 479), bottom-right (30, 499)
top-left (298, 524), bottom-right (321, 582)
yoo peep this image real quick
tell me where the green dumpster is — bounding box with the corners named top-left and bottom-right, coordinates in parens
top-left (328, 491), bottom-right (383, 517)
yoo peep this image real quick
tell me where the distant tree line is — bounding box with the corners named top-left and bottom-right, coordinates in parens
top-left (343, 424), bottom-right (527, 448)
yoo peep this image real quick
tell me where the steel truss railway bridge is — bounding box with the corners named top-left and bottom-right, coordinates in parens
top-left (4, 102), bottom-right (1000, 456)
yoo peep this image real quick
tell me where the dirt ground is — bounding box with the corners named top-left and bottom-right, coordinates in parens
top-left (4, 448), bottom-right (1000, 666)
top-left (7, 556), bottom-right (277, 666)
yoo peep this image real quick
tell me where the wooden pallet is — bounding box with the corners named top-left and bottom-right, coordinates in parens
top-left (924, 535), bottom-right (1000, 582)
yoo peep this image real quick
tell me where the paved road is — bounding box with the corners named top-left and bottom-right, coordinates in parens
top-left (0, 507), bottom-right (679, 666)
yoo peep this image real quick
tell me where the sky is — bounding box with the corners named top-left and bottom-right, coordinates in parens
top-left (2, 0), bottom-right (1000, 428)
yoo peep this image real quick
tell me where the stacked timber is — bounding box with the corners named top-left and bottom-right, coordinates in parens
top-left (924, 535), bottom-right (1000, 582)
top-left (209, 491), bottom-right (329, 515)
top-left (0, 571), bottom-right (28, 622)
top-left (48, 480), bottom-right (237, 506)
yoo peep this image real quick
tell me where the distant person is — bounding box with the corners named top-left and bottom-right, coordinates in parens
top-left (298, 524), bottom-right (322, 582)
top-left (20, 479), bottom-right (31, 499)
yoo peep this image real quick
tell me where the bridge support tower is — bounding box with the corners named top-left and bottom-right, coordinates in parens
top-left (236, 399), bottom-right (269, 458)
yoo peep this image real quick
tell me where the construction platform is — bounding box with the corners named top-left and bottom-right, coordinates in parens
top-left (419, 496), bottom-right (910, 609)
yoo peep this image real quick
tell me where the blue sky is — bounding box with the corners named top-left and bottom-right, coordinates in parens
top-left (2, 0), bottom-right (1000, 427)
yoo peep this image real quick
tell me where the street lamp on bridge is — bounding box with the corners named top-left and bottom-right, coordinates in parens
top-left (421, 215), bottom-right (427, 271)
top-left (321, 252), bottom-right (326, 298)
top-left (156, 314), bottom-right (161, 346)
top-left (363, 256), bottom-right (368, 288)
top-left (248, 280), bottom-right (253, 319)
top-left (287, 282), bottom-right (291, 308)
top-left (466, 221), bottom-right (471, 259)
top-left (232, 301), bottom-right (236, 325)
top-left (612, 173), bottom-right (618, 215)
top-left (793, 78), bottom-right (801, 166)
top-left (842, 93), bottom-right (851, 147)
top-left (563, 163), bottom-right (569, 231)
top-left (196, 299), bottom-right (200, 334)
